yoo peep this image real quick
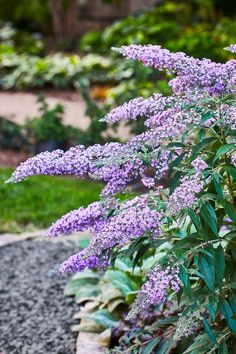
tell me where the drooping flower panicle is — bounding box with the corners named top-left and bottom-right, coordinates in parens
top-left (167, 175), bottom-right (204, 215)
top-left (127, 266), bottom-right (181, 318)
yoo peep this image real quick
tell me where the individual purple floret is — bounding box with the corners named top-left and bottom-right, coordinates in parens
top-left (127, 266), bottom-right (181, 318)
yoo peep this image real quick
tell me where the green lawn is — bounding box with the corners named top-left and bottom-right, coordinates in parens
top-left (0, 168), bottom-right (103, 233)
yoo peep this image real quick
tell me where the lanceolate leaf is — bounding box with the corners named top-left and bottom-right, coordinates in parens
top-left (198, 253), bottom-right (215, 292)
top-left (223, 201), bottom-right (236, 223)
top-left (214, 144), bottom-right (236, 162)
top-left (212, 174), bottom-right (223, 199)
top-left (187, 209), bottom-right (202, 232)
top-left (154, 338), bottom-right (174, 354)
top-left (218, 340), bottom-right (228, 354)
top-left (202, 318), bottom-right (217, 344)
top-left (183, 333), bottom-right (212, 353)
top-left (219, 299), bottom-right (236, 334)
top-left (200, 202), bottom-right (218, 236)
top-left (191, 137), bottom-right (218, 160)
top-left (222, 165), bottom-right (236, 181)
top-left (207, 295), bottom-right (218, 321)
top-left (215, 245), bottom-right (225, 290)
top-left (142, 337), bottom-right (161, 354)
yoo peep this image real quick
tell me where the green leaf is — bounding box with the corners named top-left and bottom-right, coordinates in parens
top-left (226, 130), bottom-right (236, 137)
top-left (202, 318), bottom-right (217, 344)
top-left (64, 273), bottom-right (99, 296)
top-left (187, 209), bottom-right (202, 232)
top-left (222, 165), bottom-right (236, 181)
top-left (219, 299), bottom-right (236, 333)
top-left (143, 337), bottom-right (161, 354)
top-left (105, 270), bottom-right (139, 295)
top-left (223, 201), bottom-right (236, 222)
top-left (70, 270), bottom-right (100, 281)
top-left (167, 142), bottom-right (186, 148)
top-left (84, 309), bottom-right (118, 329)
top-left (125, 291), bottom-right (137, 305)
top-left (215, 245), bottom-right (225, 289)
top-left (183, 333), bottom-right (212, 353)
top-left (191, 137), bottom-right (218, 161)
top-left (179, 266), bottom-right (191, 298)
top-left (214, 143), bottom-right (236, 162)
top-left (207, 295), bottom-right (217, 321)
top-left (200, 202), bottom-right (218, 236)
top-left (218, 340), bottom-right (228, 354)
top-left (74, 284), bottom-right (101, 303)
top-left (198, 254), bottom-right (215, 292)
top-left (154, 338), bottom-right (174, 354)
top-left (149, 317), bottom-right (178, 330)
top-left (228, 292), bottom-right (236, 314)
top-left (225, 282), bottom-right (236, 289)
top-left (212, 174), bottom-right (223, 199)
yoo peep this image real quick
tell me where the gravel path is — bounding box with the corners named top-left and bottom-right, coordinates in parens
top-left (0, 91), bottom-right (90, 130)
top-left (0, 240), bottom-right (79, 354)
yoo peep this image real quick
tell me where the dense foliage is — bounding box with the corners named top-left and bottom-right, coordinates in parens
top-left (0, 117), bottom-right (29, 150)
top-left (80, 1), bottom-right (236, 62)
top-left (0, 51), bottom-right (118, 90)
top-left (8, 42), bottom-right (236, 352)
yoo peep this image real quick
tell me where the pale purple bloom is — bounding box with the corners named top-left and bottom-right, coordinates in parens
top-left (115, 45), bottom-right (236, 95)
top-left (128, 266), bottom-right (180, 318)
top-left (167, 176), bottom-right (204, 215)
top-left (59, 195), bottom-right (164, 273)
top-left (89, 195), bottom-right (164, 254)
top-left (103, 94), bottom-right (164, 123)
top-left (47, 198), bottom-right (117, 237)
top-left (141, 175), bottom-right (155, 189)
top-left (191, 158), bottom-right (208, 173)
top-left (59, 248), bottom-right (110, 273)
top-left (232, 153), bottom-right (236, 167)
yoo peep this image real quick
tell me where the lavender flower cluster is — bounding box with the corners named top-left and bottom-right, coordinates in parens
top-left (115, 45), bottom-right (236, 95)
top-left (47, 198), bottom-right (117, 237)
top-left (167, 175), bottom-right (204, 215)
top-left (127, 266), bottom-right (181, 318)
top-left (57, 195), bottom-right (164, 272)
top-left (59, 248), bottom-right (110, 273)
top-left (88, 195), bottom-right (164, 253)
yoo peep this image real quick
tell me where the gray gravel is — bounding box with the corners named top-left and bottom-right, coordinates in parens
top-left (0, 240), bottom-right (79, 354)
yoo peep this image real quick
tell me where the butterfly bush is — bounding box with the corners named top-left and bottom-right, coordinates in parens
top-left (9, 44), bottom-right (236, 349)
